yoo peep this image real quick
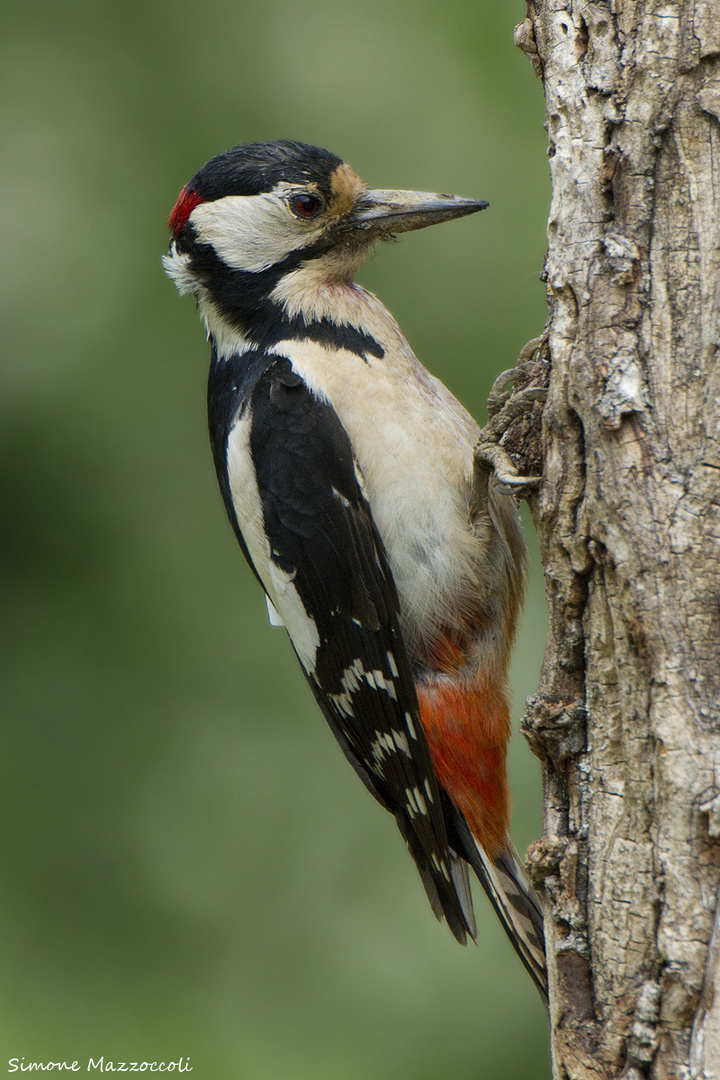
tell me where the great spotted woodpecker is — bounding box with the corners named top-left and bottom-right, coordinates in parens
top-left (164, 140), bottom-right (547, 1000)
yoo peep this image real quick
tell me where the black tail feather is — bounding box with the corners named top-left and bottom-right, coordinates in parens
top-left (450, 806), bottom-right (548, 1004)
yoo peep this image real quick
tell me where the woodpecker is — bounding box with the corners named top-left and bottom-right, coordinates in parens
top-left (165, 140), bottom-right (547, 1000)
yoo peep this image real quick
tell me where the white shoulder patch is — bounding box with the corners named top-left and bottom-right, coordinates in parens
top-left (267, 561), bottom-right (320, 672)
top-left (226, 410), bottom-right (321, 674)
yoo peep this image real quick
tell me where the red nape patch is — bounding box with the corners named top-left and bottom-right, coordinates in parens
top-left (168, 186), bottom-right (203, 234)
top-left (417, 678), bottom-right (511, 859)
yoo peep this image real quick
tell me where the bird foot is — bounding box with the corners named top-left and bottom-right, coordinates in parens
top-left (475, 335), bottom-right (549, 495)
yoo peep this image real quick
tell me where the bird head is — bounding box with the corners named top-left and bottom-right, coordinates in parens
top-left (164, 140), bottom-right (487, 340)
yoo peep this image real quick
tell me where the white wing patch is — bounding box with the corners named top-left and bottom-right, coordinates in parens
top-left (329, 658), bottom-right (398, 716)
top-left (371, 729), bottom-right (411, 761)
top-left (391, 729), bottom-right (410, 756)
top-left (405, 786), bottom-right (429, 818)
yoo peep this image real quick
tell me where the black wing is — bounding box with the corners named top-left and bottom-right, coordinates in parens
top-left (210, 351), bottom-right (475, 943)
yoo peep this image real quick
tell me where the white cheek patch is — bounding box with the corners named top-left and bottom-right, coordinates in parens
top-left (190, 187), bottom-right (323, 273)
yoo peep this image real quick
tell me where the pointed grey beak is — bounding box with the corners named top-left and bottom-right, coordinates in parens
top-left (350, 188), bottom-right (488, 237)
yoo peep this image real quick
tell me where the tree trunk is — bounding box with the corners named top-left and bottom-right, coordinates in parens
top-left (514, 3), bottom-right (720, 1077)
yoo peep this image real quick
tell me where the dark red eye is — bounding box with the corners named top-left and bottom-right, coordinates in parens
top-left (290, 192), bottom-right (324, 218)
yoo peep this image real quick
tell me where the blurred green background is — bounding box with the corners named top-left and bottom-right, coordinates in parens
top-left (1, 0), bottom-right (550, 1076)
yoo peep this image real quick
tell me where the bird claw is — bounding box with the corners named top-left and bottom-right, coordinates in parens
top-left (487, 337), bottom-right (545, 416)
top-left (476, 441), bottom-right (543, 493)
top-left (475, 336), bottom-right (548, 493)
top-left (487, 367), bottom-right (523, 415)
top-left (485, 386), bottom-right (547, 436)
top-left (494, 472), bottom-right (543, 490)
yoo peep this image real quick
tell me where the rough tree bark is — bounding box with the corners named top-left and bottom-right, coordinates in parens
top-left (510, 3), bottom-right (720, 1078)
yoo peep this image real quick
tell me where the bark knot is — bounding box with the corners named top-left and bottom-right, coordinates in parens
top-left (523, 693), bottom-right (587, 764)
top-left (515, 14), bottom-right (543, 77)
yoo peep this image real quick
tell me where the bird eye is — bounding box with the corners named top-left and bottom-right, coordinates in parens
top-left (289, 192), bottom-right (324, 219)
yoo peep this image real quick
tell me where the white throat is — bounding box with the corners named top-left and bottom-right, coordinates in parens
top-left (269, 247), bottom-right (371, 325)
